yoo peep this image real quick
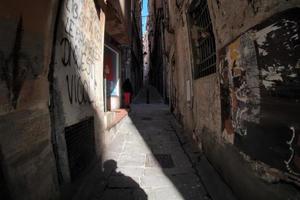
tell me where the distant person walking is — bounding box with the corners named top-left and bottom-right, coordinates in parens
top-left (122, 78), bottom-right (133, 108)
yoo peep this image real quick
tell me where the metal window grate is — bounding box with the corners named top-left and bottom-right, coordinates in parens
top-left (189, 0), bottom-right (216, 79)
top-left (65, 117), bottom-right (95, 181)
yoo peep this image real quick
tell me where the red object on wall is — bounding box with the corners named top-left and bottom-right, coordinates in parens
top-left (104, 55), bottom-right (113, 81)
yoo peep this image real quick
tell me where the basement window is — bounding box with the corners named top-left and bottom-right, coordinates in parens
top-left (65, 117), bottom-right (95, 181)
top-left (188, 0), bottom-right (216, 79)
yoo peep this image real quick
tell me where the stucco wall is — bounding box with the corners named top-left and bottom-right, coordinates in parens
top-left (51, 0), bottom-right (105, 184)
top-left (0, 0), bottom-right (60, 199)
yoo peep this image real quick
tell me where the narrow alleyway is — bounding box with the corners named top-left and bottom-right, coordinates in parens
top-left (73, 87), bottom-right (211, 200)
top-left (1, 1), bottom-right (300, 200)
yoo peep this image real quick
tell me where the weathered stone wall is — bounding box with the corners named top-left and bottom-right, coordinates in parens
top-left (165, 0), bottom-right (221, 144)
top-left (0, 0), bottom-right (60, 199)
top-left (160, 0), bottom-right (300, 199)
top-left (164, 1), bottom-right (187, 123)
top-left (0, 0), bottom-right (106, 199)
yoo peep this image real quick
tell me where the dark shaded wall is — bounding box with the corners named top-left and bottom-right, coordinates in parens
top-left (149, 8), bottom-right (164, 97)
top-left (130, 0), bottom-right (143, 94)
top-left (0, 0), bottom-right (60, 199)
top-left (0, 0), bottom-right (107, 199)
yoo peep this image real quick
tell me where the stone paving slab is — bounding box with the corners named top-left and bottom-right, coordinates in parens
top-left (118, 153), bottom-right (146, 168)
top-left (117, 167), bottom-right (145, 178)
top-left (108, 174), bottom-right (141, 188)
top-left (123, 142), bottom-right (152, 155)
top-left (140, 174), bottom-right (174, 188)
top-left (153, 187), bottom-right (183, 200)
top-left (99, 189), bottom-right (133, 200)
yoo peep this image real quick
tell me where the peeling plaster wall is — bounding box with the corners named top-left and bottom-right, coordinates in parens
top-left (0, 0), bottom-right (60, 199)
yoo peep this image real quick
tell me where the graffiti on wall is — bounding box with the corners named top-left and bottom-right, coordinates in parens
top-left (55, 0), bottom-right (104, 107)
top-left (60, 37), bottom-right (92, 105)
top-left (0, 17), bottom-right (35, 109)
top-left (220, 8), bottom-right (300, 179)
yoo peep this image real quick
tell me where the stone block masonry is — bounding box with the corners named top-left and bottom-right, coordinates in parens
top-left (0, 1), bottom-right (61, 199)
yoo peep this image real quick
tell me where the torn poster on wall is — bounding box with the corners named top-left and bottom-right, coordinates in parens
top-left (220, 8), bottom-right (300, 179)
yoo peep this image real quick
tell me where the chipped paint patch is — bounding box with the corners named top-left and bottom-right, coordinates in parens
top-left (255, 24), bottom-right (281, 45)
top-left (254, 17), bottom-right (300, 91)
top-left (262, 80), bottom-right (275, 89)
top-left (261, 67), bottom-right (283, 89)
top-left (288, 73), bottom-right (297, 78)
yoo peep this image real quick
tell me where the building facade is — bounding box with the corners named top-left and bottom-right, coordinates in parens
top-left (0, 0), bottom-right (142, 199)
top-left (143, 29), bottom-right (150, 85)
top-left (131, 0), bottom-right (144, 95)
top-left (147, 0), bottom-right (300, 199)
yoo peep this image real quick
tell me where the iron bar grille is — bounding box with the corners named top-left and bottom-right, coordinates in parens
top-left (189, 0), bottom-right (216, 79)
top-left (65, 117), bottom-right (95, 181)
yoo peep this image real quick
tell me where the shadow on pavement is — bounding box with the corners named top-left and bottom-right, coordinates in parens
top-left (73, 160), bottom-right (147, 200)
top-left (100, 160), bottom-right (148, 200)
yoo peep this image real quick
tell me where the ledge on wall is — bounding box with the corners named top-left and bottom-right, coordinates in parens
top-left (103, 109), bottom-right (128, 146)
top-left (104, 109), bottom-right (128, 130)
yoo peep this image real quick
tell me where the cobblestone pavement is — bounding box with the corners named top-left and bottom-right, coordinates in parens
top-left (77, 87), bottom-right (210, 200)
